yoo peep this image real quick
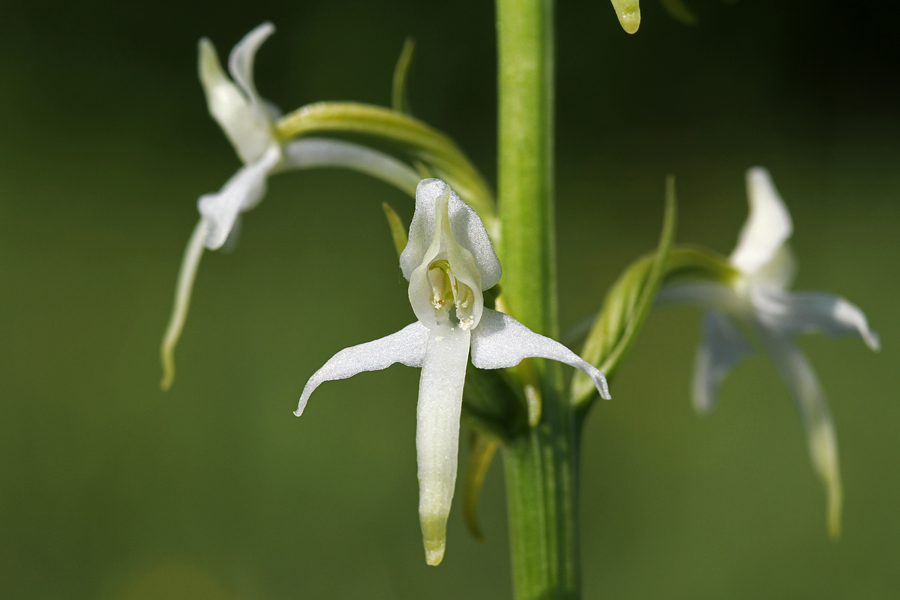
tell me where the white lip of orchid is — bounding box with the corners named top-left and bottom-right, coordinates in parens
top-left (294, 178), bottom-right (609, 566)
top-left (657, 166), bottom-right (879, 539)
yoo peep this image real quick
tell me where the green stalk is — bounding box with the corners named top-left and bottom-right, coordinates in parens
top-left (496, 1), bottom-right (579, 599)
top-left (502, 386), bottom-right (580, 600)
top-left (274, 102), bottom-right (496, 222)
top-left (497, 0), bottom-right (557, 337)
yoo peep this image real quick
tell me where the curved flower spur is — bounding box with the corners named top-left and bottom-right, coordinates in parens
top-left (160, 23), bottom-right (421, 390)
top-left (659, 167), bottom-right (879, 538)
top-left (295, 179), bottom-right (610, 565)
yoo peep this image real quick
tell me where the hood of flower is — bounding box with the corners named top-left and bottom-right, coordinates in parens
top-left (408, 188), bottom-right (484, 330)
top-left (401, 179), bottom-right (501, 332)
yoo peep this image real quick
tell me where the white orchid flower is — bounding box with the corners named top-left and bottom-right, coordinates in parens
top-left (295, 179), bottom-right (610, 565)
top-left (658, 167), bottom-right (879, 538)
top-left (161, 22), bottom-right (421, 389)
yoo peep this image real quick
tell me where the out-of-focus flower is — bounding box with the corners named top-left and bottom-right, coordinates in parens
top-left (295, 179), bottom-right (610, 565)
top-left (160, 23), bottom-right (420, 390)
top-left (658, 167), bottom-right (879, 538)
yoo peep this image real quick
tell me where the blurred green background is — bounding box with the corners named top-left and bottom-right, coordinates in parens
top-left (1, 0), bottom-right (898, 598)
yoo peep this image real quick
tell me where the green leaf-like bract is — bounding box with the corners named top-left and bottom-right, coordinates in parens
top-left (571, 176), bottom-right (677, 407)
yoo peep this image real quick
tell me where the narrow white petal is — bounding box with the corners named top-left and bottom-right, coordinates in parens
top-left (401, 179), bottom-right (501, 289)
top-left (294, 322), bottom-right (429, 417)
top-left (280, 138), bottom-right (421, 197)
top-left (751, 288), bottom-right (880, 351)
top-left (198, 37), bottom-right (273, 164)
top-left (227, 22), bottom-right (275, 125)
top-left (755, 327), bottom-right (843, 539)
top-left (692, 310), bottom-right (754, 414)
top-left (198, 145), bottom-right (281, 250)
top-left (471, 309), bottom-right (610, 399)
top-left (417, 326), bottom-right (471, 565)
top-left (160, 219), bottom-right (209, 390)
top-left (730, 167), bottom-right (794, 276)
top-left (656, 281), bottom-right (743, 313)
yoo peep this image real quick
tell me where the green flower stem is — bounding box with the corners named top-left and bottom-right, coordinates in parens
top-left (274, 102), bottom-right (496, 225)
top-left (503, 386), bottom-right (581, 600)
top-left (496, 0), bottom-right (557, 337)
top-left (496, 0), bottom-right (577, 599)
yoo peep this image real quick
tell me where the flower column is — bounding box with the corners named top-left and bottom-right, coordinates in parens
top-left (497, 1), bottom-right (580, 599)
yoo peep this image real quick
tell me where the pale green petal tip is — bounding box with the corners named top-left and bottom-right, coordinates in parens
top-left (421, 515), bottom-right (448, 566)
top-left (610, 0), bottom-right (641, 33)
top-left (160, 349), bottom-right (175, 391)
top-left (811, 422), bottom-right (843, 540)
top-left (159, 220), bottom-right (209, 392)
top-left (823, 450), bottom-right (843, 541)
top-left (827, 483), bottom-right (843, 541)
top-left (198, 38), bottom-right (225, 89)
top-left (424, 540), bottom-right (445, 566)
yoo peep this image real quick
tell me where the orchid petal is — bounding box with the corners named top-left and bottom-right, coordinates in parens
top-left (471, 309), bottom-right (611, 400)
top-left (755, 327), bottom-right (843, 539)
top-left (198, 37), bottom-right (272, 164)
top-left (692, 310), bottom-right (754, 414)
top-left (730, 167), bottom-right (794, 276)
top-left (294, 322), bottom-right (429, 417)
top-left (751, 288), bottom-right (880, 351)
top-left (160, 219), bottom-right (209, 390)
top-left (417, 326), bottom-right (471, 566)
top-left (198, 145), bottom-right (281, 250)
top-left (227, 22), bottom-right (276, 126)
top-left (280, 138), bottom-right (421, 197)
top-left (401, 179), bottom-right (501, 289)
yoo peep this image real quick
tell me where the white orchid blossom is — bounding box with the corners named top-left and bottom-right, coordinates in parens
top-left (160, 22), bottom-right (421, 389)
top-left (658, 167), bottom-right (879, 538)
top-left (295, 179), bottom-right (610, 565)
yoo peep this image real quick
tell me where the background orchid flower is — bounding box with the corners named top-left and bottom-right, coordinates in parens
top-left (160, 22), bottom-right (421, 390)
top-left (658, 167), bottom-right (880, 538)
top-left (294, 179), bottom-right (610, 566)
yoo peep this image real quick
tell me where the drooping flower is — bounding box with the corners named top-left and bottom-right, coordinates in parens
top-left (160, 23), bottom-right (421, 389)
top-left (295, 179), bottom-right (610, 565)
top-left (658, 167), bottom-right (879, 538)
